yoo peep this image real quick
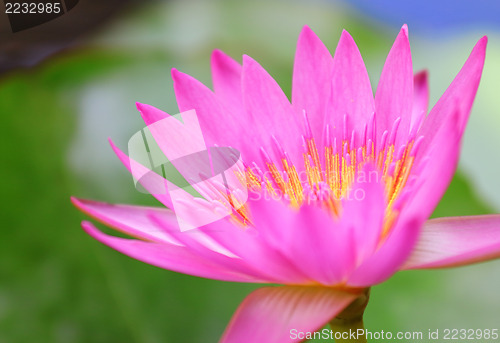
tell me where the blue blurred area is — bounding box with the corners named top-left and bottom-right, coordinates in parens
top-left (341, 0), bottom-right (500, 35)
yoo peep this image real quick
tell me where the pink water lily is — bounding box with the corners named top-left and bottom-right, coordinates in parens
top-left (73, 25), bottom-right (500, 342)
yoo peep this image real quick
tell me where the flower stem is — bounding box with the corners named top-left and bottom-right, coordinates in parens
top-left (329, 288), bottom-right (370, 343)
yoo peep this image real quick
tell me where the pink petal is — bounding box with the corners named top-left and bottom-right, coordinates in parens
top-left (74, 196), bottom-right (274, 282)
top-left (172, 69), bottom-right (247, 154)
top-left (198, 216), bottom-right (313, 285)
top-left (211, 49), bottom-right (243, 111)
top-left (328, 30), bottom-right (375, 147)
top-left (417, 36), bottom-right (487, 154)
top-left (341, 166), bottom-right (386, 266)
top-left (351, 118), bottom-right (463, 285)
top-left (253, 166), bottom-right (387, 286)
top-left (406, 108), bottom-right (461, 222)
top-left (131, 106), bottom-right (249, 231)
top-left (147, 214), bottom-right (274, 281)
top-left (110, 139), bottom-right (221, 228)
top-left (174, 67), bottom-right (288, 166)
top-left (136, 104), bottom-right (208, 169)
top-left (411, 70), bottom-right (429, 130)
top-left (109, 139), bottom-right (173, 209)
top-left (375, 25), bottom-right (413, 147)
top-left (82, 221), bottom-right (263, 283)
top-left (249, 198), bottom-right (347, 285)
top-left (135, 101), bottom-right (169, 126)
top-left (242, 55), bottom-right (303, 165)
top-left (403, 215), bottom-right (500, 269)
top-left (72, 197), bottom-right (178, 244)
top-left (292, 25), bottom-right (334, 141)
top-left (220, 286), bottom-right (359, 343)
top-left (347, 214), bottom-right (424, 287)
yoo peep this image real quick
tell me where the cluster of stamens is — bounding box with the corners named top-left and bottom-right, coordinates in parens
top-left (202, 111), bottom-right (425, 235)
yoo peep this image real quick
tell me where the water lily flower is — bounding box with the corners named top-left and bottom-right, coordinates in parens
top-left (73, 25), bottom-right (500, 342)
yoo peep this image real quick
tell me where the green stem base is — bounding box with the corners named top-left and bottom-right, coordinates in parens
top-left (329, 288), bottom-right (370, 343)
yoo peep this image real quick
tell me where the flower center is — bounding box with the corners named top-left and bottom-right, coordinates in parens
top-left (225, 111), bottom-right (423, 235)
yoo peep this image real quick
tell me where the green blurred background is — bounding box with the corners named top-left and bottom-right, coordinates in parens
top-left (1, 0), bottom-right (500, 342)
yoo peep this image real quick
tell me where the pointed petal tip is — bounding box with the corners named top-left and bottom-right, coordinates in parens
top-left (171, 67), bottom-right (182, 81)
top-left (211, 48), bottom-right (223, 57)
top-left (340, 29), bottom-right (353, 39)
top-left (135, 102), bottom-right (169, 125)
top-left (108, 137), bottom-right (117, 149)
top-left (403, 215), bottom-right (500, 270)
top-left (71, 196), bottom-right (93, 208)
top-left (81, 221), bottom-right (105, 239)
top-left (71, 197), bottom-right (102, 210)
top-left (336, 29), bottom-right (358, 52)
top-left (416, 69), bottom-right (428, 76)
top-left (337, 30), bottom-right (359, 51)
top-left (296, 25), bottom-right (321, 45)
top-left (81, 220), bottom-right (96, 233)
top-left (72, 198), bottom-right (111, 226)
top-left (70, 196), bottom-right (81, 208)
top-left (468, 36), bottom-right (487, 60)
top-left (401, 24), bottom-right (408, 35)
top-left (414, 69), bottom-right (428, 82)
top-left (108, 139), bottom-right (127, 161)
top-left (398, 25), bottom-right (410, 42)
top-left (135, 101), bottom-right (145, 111)
top-left (135, 102), bottom-right (151, 116)
top-left (241, 54), bottom-right (252, 64)
top-left (241, 54), bottom-right (260, 70)
top-left (210, 49), bottom-right (241, 72)
top-left (476, 35), bottom-right (488, 51)
top-left (210, 49), bottom-right (228, 63)
top-left (73, 199), bottom-right (96, 222)
top-left (298, 24), bottom-right (314, 37)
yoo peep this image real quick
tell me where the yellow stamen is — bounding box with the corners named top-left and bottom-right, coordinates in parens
top-left (221, 133), bottom-right (418, 237)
